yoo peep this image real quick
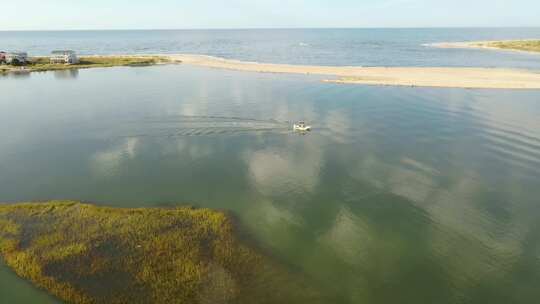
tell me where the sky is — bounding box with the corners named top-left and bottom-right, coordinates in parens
top-left (2, 0), bottom-right (539, 30)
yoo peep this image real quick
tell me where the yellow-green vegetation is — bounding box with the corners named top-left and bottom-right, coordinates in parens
top-left (0, 56), bottom-right (173, 74)
top-left (479, 40), bottom-right (540, 53)
top-left (32, 56), bottom-right (171, 71)
top-left (0, 201), bottom-right (323, 304)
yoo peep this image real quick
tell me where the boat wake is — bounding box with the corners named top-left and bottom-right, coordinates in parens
top-left (116, 115), bottom-right (292, 138)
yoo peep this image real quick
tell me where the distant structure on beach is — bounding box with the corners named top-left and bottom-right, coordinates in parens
top-left (50, 50), bottom-right (79, 64)
top-left (5, 52), bottom-right (28, 65)
top-left (0, 51), bottom-right (6, 63)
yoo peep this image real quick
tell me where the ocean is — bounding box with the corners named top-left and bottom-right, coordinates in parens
top-left (1, 28), bottom-right (540, 68)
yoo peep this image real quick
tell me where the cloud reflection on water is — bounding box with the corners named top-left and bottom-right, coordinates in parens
top-left (2, 66), bottom-right (540, 303)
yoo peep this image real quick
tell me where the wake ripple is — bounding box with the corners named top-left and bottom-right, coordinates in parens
top-left (117, 115), bottom-right (293, 138)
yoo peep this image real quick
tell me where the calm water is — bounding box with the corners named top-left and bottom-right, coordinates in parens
top-left (1, 28), bottom-right (540, 68)
top-left (1, 64), bottom-right (540, 303)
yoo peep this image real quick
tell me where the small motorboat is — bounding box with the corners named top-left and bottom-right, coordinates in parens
top-left (293, 121), bottom-right (312, 131)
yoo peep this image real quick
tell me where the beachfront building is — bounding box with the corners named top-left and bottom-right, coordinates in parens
top-left (5, 52), bottom-right (28, 65)
top-left (0, 52), bottom-right (6, 63)
top-left (50, 50), bottom-right (79, 64)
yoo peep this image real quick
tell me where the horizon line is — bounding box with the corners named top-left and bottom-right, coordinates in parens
top-left (2, 26), bottom-right (540, 32)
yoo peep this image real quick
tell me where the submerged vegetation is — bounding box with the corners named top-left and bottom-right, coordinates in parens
top-left (0, 56), bottom-right (174, 74)
top-left (0, 201), bottom-right (323, 304)
top-left (478, 40), bottom-right (540, 53)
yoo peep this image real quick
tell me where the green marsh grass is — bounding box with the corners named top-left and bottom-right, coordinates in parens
top-left (0, 201), bottom-right (324, 304)
top-left (1, 56), bottom-right (172, 74)
top-left (30, 56), bottom-right (170, 72)
top-left (482, 40), bottom-right (540, 53)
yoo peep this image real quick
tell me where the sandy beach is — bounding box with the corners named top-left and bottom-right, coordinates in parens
top-left (166, 54), bottom-right (540, 89)
top-left (4, 53), bottom-right (540, 89)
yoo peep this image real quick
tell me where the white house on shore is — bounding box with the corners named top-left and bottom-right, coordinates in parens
top-left (50, 50), bottom-right (79, 64)
top-left (5, 52), bottom-right (28, 65)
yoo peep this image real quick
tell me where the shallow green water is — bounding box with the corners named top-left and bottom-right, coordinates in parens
top-left (1, 65), bottom-right (540, 303)
top-left (0, 261), bottom-right (60, 303)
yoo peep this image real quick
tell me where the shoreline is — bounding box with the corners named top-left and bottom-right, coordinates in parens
top-left (3, 53), bottom-right (540, 89)
top-left (428, 39), bottom-right (540, 55)
top-left (0, 55), bottom-right (176, 74)
top-left (165, 54), bottom-right (540, 89)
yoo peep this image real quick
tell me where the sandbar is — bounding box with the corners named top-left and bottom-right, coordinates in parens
top-left (166, 54), bottom-right (540, 89)
top-left (4, 53), bottom-right (540, 89)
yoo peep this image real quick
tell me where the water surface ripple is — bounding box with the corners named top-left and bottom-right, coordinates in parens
top-left (1, 65), bottom-right (540, 304)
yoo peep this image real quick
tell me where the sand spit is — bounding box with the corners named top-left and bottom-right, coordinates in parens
top-left (166, 54), bottom-right (540, 89)
top-left (4, 53), bottom-right (540, 89)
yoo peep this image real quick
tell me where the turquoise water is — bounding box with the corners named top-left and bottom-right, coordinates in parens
top-left (1, 28), bottom-right (540, 68)
top-left (1, 64), bottom-right (540, 303)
